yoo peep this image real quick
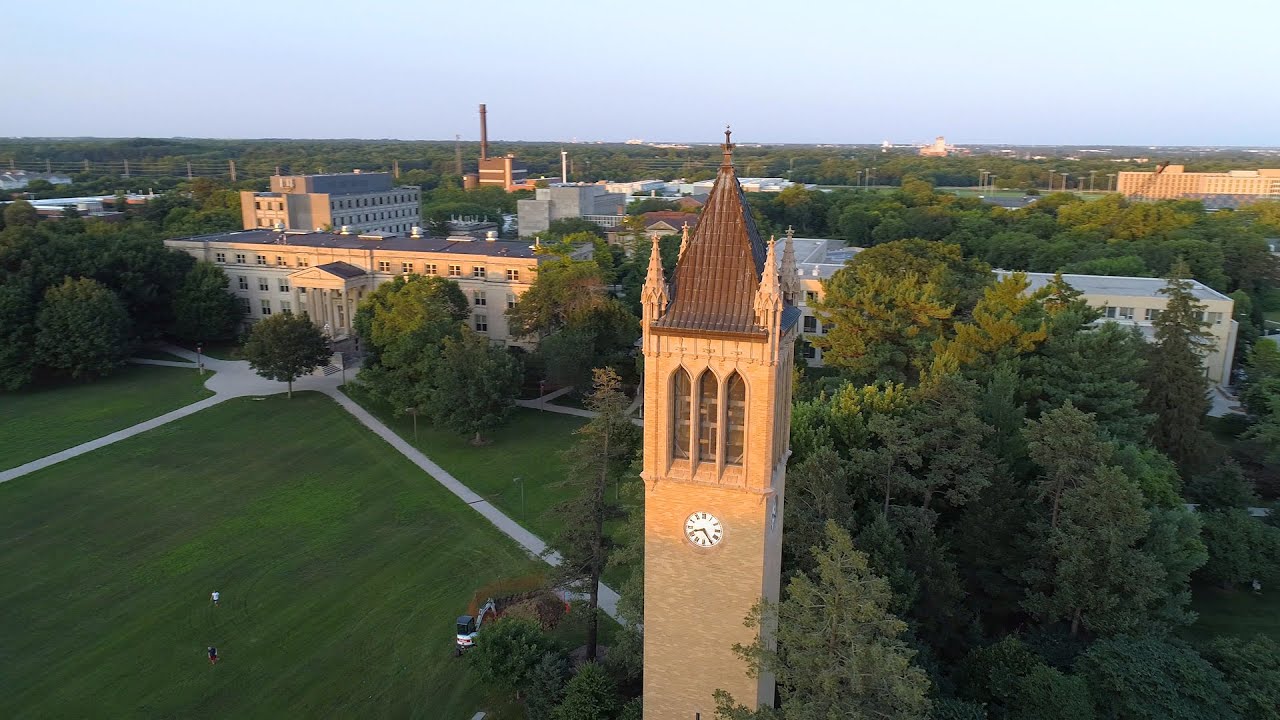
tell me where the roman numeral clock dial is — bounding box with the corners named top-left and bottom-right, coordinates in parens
top-left (684, 511), bottom-right (723, 547)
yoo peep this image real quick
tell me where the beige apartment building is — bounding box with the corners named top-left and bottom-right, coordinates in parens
top-left (240, 172), bottom-right (421, 235)
top-left (165, 228), bottom-right (568, 347)
top-left (1117, 165), bottom-right (1280, 201)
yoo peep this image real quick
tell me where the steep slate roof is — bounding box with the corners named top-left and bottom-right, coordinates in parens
top-left (654, 131), bottom-right (769, 337)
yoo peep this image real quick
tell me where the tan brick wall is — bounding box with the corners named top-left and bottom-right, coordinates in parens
top-left (641, 328), bottom-right (794, 719)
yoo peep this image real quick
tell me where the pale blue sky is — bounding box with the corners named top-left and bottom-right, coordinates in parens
top-left (6, 0), bottom-right (1276, 145)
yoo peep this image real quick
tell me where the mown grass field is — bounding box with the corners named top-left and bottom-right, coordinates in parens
top-left (1188, 585), bottom-right (1280, 644)
top-left (342, 387), bottom-right (639, 590)
top-left (0, 393), bottom-right (542, 719)
top-left (0, 363), bottom-right (213, 471)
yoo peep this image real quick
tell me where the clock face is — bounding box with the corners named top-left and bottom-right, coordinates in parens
top-left (685, 511), bottom-right (723, 548)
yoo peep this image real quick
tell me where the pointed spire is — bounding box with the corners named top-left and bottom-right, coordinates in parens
top-left (678, 222), bottom-right (690, 260)
top-left (721, 125), bottom-right (734, 169)
top-left (640, 232), bottom-right (668, 322)
top-left (780, 225), bottom-right (801, 304)
top-left (755, 234), bottom-right (783, 328)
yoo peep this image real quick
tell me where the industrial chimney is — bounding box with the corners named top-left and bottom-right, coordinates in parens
top-left (479, 103), bottom-right (489, 161)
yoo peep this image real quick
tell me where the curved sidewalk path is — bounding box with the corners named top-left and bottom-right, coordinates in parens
top-left (1, 345), bottom-right (621, 621)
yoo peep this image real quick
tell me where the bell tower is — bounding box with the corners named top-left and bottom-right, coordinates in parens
top-left (640, 129), bottom-right (799, 718)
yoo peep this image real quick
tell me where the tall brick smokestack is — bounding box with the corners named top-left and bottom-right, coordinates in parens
top-left (479, 104), bottom-right (488, 161)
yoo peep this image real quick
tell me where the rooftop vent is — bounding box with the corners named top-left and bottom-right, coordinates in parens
top-left (339, 225), bottom-right (352, 235)
top-left (485, 230), bottom-right (498, 242)
top-left (273, 221), bottom-right (285, 231)
top-left (411, 226), bottom-right (423, 238)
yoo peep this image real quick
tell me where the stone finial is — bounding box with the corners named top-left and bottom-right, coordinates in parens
top-left (780, 227), bottom-right (801, 304)
top-left (679, 222), bottom-right (690, 260)
top-left (755, 234), bottom-right (783, 328)
top-left (640, 232), bottom-right (668, 321)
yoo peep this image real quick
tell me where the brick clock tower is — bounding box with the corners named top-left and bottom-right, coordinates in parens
top-left (639, 129), bottom-right (799, 718)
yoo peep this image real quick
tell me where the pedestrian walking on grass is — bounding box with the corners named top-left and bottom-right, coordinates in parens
top-left (211, 591), bottom-right (220, 606)
top-left (208, 646), bottom-right (218, 665)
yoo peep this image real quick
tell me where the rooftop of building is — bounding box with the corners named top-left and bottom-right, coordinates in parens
top-left (1001, 271), bottom-right (1232, 302)
top-left (771, 237), bottom-right (862, 280)
top-left (166, 228), bottom-right (547, 259)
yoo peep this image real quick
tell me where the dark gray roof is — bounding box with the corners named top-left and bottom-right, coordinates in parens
top-left (314, 261), bottom-right (367, 279)
top-left (169, 229), bottom-right (543, 259)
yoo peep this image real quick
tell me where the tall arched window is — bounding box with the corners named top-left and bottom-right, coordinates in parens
top-left (725, 372), bottom-right (746, 466)
top-left (697, 371), bottom-right (718, 463)
top-left (672, 368), bottom-right (691, 459)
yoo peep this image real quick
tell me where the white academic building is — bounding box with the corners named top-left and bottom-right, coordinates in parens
top-left (775, 238), bottom-right (1238, 386)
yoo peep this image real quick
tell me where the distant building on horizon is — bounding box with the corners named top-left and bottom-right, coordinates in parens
top-left (919, 136), bottom-right (950, 157)
top-left (240, 171), bottom-right (421, 236)
top-left (516, 185), bottom-right (626, 237)
top-left (1117, 165), bottom-right (1280, 207)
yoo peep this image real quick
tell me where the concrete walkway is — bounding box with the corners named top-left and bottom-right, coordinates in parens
top-left (7, 344), bottom-right (624, 621)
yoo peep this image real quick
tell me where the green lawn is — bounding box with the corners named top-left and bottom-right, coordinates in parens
top-left (0, 364), bottom-right (213, 471)
top-left (132, 348), bottom-right (194, 363)
top-left (342, 387), bottom-right (640, 593)
top-left (1187, 586), bottom-right (1280, 643)
top-left (0, 393), bottom-right (542, 719)
top-left (343, 385), bottom-right (588, 542)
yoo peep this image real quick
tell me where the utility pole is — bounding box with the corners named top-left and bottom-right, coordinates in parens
top-left (187, 161), bottom-right (193, 180)
top-left (393, 159), bottom-right (400, 179)
top-left (45, 159), bottom-right (51, 173)
top-left (123, 159), bottom-right (130, 178)
top-left (229, 159), bottom-right (237, 182)
top-left (1089, 169), bottom-right (1096, 192)
top-left (454, 134), bottom-right (463, 175)
top-left (84, 159), bottom-right (90, 173)
top-left (1107, 173), bottom-right (1116, 192)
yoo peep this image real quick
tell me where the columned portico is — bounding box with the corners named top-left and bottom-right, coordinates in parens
top-left (288, 262), bottom-right (370, 339)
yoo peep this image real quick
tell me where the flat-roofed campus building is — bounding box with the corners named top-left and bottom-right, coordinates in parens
top-left (165, 228), bottom-right (578, 347)
top-left (1117, 165), bottom-right (1280, 206)
top-left (1003, 272), bottom-right (1237, 385)
top-left (516, 185), bottom-right (627, 236)
top-left (776, 241), bottom-right (1238, 385)
top-left (240, 172), bottom-right (421, 235)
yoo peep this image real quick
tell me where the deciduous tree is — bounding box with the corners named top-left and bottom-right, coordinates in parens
top-left (241, 312), bottom-right (331, 397)
top-left (424, 328), bottom-right (521, 444)
top-left (171, 261), bottom-right (243, 343)
top-left (34, 277), bottom-right (131, 380)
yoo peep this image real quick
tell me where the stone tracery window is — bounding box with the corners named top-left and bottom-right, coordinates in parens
top-left (697, 371), bottom-right (718, 463)
top-left (672, 368), bottom-right (691, 459)
top-left (725, 372), bottom-right (746, 466)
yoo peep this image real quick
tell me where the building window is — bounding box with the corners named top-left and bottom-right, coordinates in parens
top-left (256, 254), bottom-right (266, 265)
top-left (281, 300), bottom-right (292, 314)
top-left (449, 265), bottom-right (462, 277)
top-left (805, 290), bottom-right (819, 303)
top-left (802, 342), bottom-right (817, 359)
top-left (507, 293), bottom-right (517, 309)
top-left (278, 280), bottom-right (290, 292)
top-left (254, 201), bottom-right (261, 210)
top-left (425, 263), bottom-right (437, 276)
top-left (258, 278), bottom-right (270, 292)
top-left (1145, 308), bottom-right (1163, 322)
top-left (672, 368), bottom-right (692, 460)
top-left (506, 269), bottom-right (520, 281)
top-left (215, 252), bottom-right (226, 263)
top-left (277, 256), bottom-right (287, 267)
top-left (474, 314), bottom-right (488, 332)
top-left (1104, 306), bottom-right (1135, 320)
top-left (298, 257), bottom-right (309, 267)
top-left (725, 373), bottom-right (746, 466)
top-left (473, 266), bottom-right (487, 279)
top-left (803, 315), bottom-right (819, 334)
top-left (235, 253), bottom-right (246, 264)
top-left (379, 260), bottom-right (391, 272)
top-left (239, 297), bottom-right (251, 313)
top-left (697, 371), bottom-right (718, 463)
top-left (237, 276), bottom-right (248, 290)
top-left (474, 291), bottom-right (486, 307)
top-left (260, 299), bottom-right (272, 316)
top-left (402, 261), bottom-right (413, 274)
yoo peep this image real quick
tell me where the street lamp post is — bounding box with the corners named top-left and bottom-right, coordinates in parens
top-left (196, 343), bottom-right (204, 375)
top-left (513, 477), bottom-right (524, 517)
top-left (979, 169), bottom-right (988, 194)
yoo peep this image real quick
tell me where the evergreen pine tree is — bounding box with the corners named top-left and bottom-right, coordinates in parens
top-left (1140, 259), bottom-right (1213, 467)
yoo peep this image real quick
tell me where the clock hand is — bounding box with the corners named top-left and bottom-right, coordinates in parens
top-left (699, 528), bottom-right (712, 542)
